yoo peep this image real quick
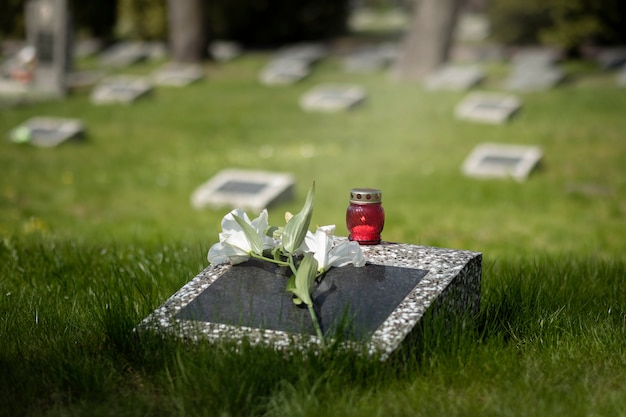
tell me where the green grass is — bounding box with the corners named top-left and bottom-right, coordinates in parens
top-left (1, 44), bottom-right (626, 416)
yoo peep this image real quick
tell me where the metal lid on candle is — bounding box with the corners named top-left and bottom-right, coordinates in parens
top-left (349, 188), bottom-right (382, 204)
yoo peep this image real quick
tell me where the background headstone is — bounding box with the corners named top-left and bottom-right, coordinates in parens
top-left (462, 142), bottom-right (542, 181)
top-left (9, 116), bottom-right (84, 147)
top-left (455, 92), bottom-right (521, 124)
top-left (152, 63), bottom-right (204, 87)
top-left (299, 84), bottom-right (367, 112)
top-left (25, 0), bottom-right (71, 97)
top-left (424, 65), bottom-right (485, 91)
top-left (90, 76), bottom-right (152, 105)
top-left (259, 59), bottom-right (310, 85)
top-left (191, 169), bottom-right (295, 211)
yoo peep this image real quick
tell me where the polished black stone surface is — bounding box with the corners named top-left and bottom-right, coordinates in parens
top-left (176, 259), bottom-right (427, 341)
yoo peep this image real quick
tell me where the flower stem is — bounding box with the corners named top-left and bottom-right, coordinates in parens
top-left (250, 252), bottom-right (289, 267)
top-left (308, 304), bottom-right (325, 347)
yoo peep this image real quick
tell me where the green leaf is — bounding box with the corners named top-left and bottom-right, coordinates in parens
top-left (286, 253), bottom-right (318, 307)
top-left (286, 275), bottom-right (304, 305)
top-left (282, 182), bottom-right (315, 253)
top-left (232, 214), bottom-right (264, 255)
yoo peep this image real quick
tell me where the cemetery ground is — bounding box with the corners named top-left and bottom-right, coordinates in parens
top-left (1, 50), bottom-right (626, 416)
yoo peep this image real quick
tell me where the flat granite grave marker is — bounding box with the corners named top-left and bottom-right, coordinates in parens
top-left (136, 241), bottom-right (482, 360)
top-left (98, 42), bottom-right (148, 68)
top-left (274, 43), bottom-right (327, 65)
top-left (462, 142), bottom-right (542, 181)
top-left (299, 84), bottom-right (367, 112)
top-left (191, 169), bottom-right (295, 211)
top-left (259, 59), bottom-right (310, 85)
top-left (152, 63), bottom-right (204, 87)
top-left (25, 0), bottom-right (71, 97)
top-left (455, 92), bottom-right (521, 124)
top-left (90, 76), bottom-right (152, 105)
top-left (209, 40), bottom-right (242, 62)
top-left (8, 116), bottom-right (84, 147)
top-left (424, 65), bottom-right (485, 91)
top-left (343, 47), bottom-right (389, 73)
top-left (504, 66), bottom-right (564, 91)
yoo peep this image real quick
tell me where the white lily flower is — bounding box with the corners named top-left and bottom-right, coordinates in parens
top-left (302, 225), bottom-right (366, 273)
top-left (207, 208), bottom-right (277, 265)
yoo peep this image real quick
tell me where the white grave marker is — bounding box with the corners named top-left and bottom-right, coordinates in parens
top-left (9, 116), bottom-right (84, 147)
top-left (259, 59), bottom-right (310, 85)
top-left (209, 40), bottom-right (242, 62)
top-left (191, 169), bottom-right (295, 211)
top-left (152, 63), bottom-right (204, 87)
top-left (98, 42), bottom-right (148, 68)
top-left (299, 84), bottom-right (367, 112)
top-left (90, 76), bottom-right (152, 105)
top-left (504, 66), bottom-right (564, 91)
top-left (424, 65), bottom-right (485, 91)
top-left (455, 92), bottom-right (521, 124)
top-left (462, 143), bottom-right (542, 181)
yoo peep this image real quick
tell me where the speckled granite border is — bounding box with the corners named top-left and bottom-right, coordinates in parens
top-left (136, 240), bottom-right (481, 360)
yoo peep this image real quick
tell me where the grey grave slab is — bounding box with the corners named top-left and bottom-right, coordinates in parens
top-left (8, 116), bottom-right (84, 147)
top-left (25, 0), bottom-right (72, 97)
top-left (259, 59), bottom-right (310, 85)
top-left (455, 92), bottom-right (521, 124)
top-left (462, 142), bottom-right (542, 181)
top-left (66, 70), bottom-right (104, 89)
top-left (74, 38), bottom-right (102, 58)
top-left (191, 169), bottom-right (295, 211)
top-left (136, 240), bottom-right (482, 360)
top-left (299, 84), bottom-right (367, 112)
top-left (98, 42), bottom-right (148, 68)
top-left (343, 49), bottom-right (389, 73)
top-left (274, 43), bottom-right (327, 65)
top-left (504, 66), bottom-right (564, 91)
top-left (152, 63), bottom-right (204, 87)
top-left (510, 47), bottom-right (562, 70)
top-left (595, 47), bottom-right (626, 70)
top-left (90, 76), bottom-right (152, 105)
top-left (424, 65), bottom-right (485, 91)
top-left (209, 40), bottom-right (242, 62)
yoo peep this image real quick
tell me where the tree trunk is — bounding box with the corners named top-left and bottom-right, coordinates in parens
top-left (391, 0), bottom-right (464, 81)
top-left (166, 0), bottom-right (206, 63)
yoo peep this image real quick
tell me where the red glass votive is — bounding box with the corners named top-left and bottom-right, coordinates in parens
top-left (346, 188), bottom-right (384, 245)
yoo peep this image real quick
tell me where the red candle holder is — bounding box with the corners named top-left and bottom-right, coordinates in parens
top-left (346, 188), bottom-right (384, 245)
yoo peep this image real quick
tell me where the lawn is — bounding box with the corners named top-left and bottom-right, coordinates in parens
top-left (1, 37), bottom-right (626, 416)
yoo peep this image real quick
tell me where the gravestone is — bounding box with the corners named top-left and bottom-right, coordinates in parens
top-left (510, 47), bottom-right (561, 70)
top-left (98, 42), bottom-right (148, 68)
top-left (455, 92), bottom-right (521, 124)
top-left (299, 84), bottom-right (367, 112)
top-left (8, 116), bottom-right (84, 147)
top-left (462, 143), bottom-right (542, 181)
top-left (136, 241), bottom-right (482, 360)
top-left (424, 65), bottom-right (485, 91)
top-left (25, 0), bottom-right (71, 97)
top-left (152, 63), bottom-right (204, 87)
top-left (209, 40), bottom-right (242, 62)
top-left (504, 66), bottom-right (564, 92)
top-left (191, 169), bottom-right (295, 211)
top-left (274, 43), bottom-right (327, 65)
top-left (595, 47), bottom-right (626, 70)
top-left (343, 44), bottom-right (395, 73)
top-left (259, 59), bottom-right (310, 85)
top-left (90, 76), bottom-right (152, 105)
top-left (66, 70), bottom-right (104, 89)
